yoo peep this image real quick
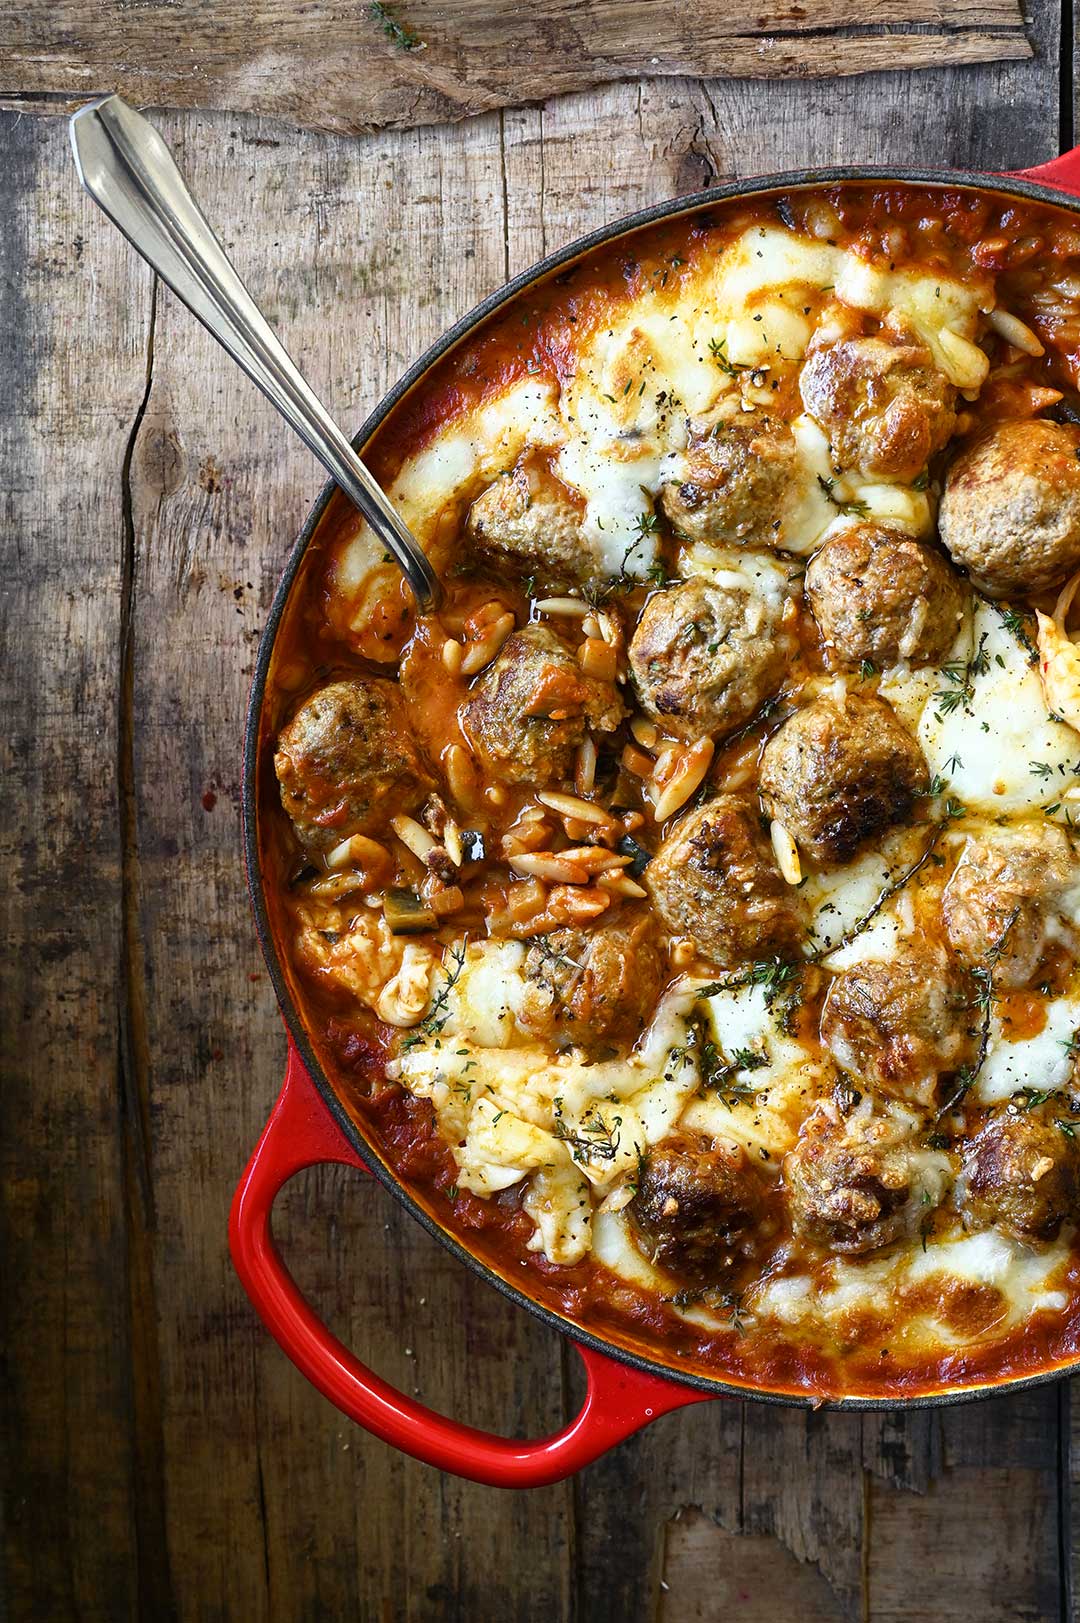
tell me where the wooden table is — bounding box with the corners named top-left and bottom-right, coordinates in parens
top-left (3, 13), bottom-right (1080, 1617)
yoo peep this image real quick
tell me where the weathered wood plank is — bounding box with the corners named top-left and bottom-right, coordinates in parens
top-left (0, 0), bottom-right (1029, 136)
top-left (0, 116), bottom-right (157, 1621)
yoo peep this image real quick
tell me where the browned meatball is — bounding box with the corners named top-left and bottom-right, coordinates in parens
top-left (274, 677), bottom-right (431, 853)
top-left (645, 794), bottom-right (803, 966)
top-left (785, 1107), bottom-right (945, 1255)
top-left (466, 452), bottom-right (598, 590)
top-left (518, 914), bottom-right (663, 1045)
top-left (460, 624), bottom-right (625, 787)
top-left (659, 409), bottom-right (799, 546)
top-left (805, 524), bottom-right (968, 669)
top-left (629, 1130), bottom-right (773, 1284)
top-left (938, 419), bottom-right (1080, 597)
top-left (628, 577), bottom-right (795, 742)
top-left (799, 324), bottom-right (956, 481)
top-left (961, 1107), bottom-right (1080, 1242)
top-left (758, 690), bottom-right (928, 866)
top-left (820, 946), bottom-right (975, 1108)
top-left (942, 822), bottom-right (1079, 988)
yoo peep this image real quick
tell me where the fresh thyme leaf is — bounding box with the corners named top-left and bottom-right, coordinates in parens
top-left (400, 940), bottom-right (468, 1050)
top-left (552, 1104), bottom-right (623, 1165)
top-left (369, 0), bottom-right (424, 49)
top-left (1013, 1087), bottom-right (1053, 1110)
top-left (817, 473), bottom-right (870, 518)
top-left (936, 907), bottom-right (1020, 1119)
top-left (708, 336), bottom-right (747, 378)
top-left (813, 827), bottom-right (942, 960)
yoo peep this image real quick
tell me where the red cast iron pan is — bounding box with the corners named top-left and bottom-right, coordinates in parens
top-left (231, 148), bottom-right (1080, 1488)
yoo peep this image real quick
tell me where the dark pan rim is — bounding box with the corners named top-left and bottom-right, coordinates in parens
top-left (243, 162), bottom-right (1080, 1410)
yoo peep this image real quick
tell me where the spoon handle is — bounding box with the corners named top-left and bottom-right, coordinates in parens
top-left (70, 94), bottom-right (442, 612)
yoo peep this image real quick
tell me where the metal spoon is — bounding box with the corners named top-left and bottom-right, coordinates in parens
top-left (69, 94), bottom-right (442, 613)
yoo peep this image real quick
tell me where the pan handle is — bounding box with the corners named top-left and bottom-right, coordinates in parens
top-left (229, 1041), bottom-right (709, 1487)
top-left (1006, 145), bottom-right (1080, 196)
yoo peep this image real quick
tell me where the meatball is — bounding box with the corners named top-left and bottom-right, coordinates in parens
top-left (460, 624), bottom-right (625, 787)
top-left (820, 946), bottom-right (975, 1108)
top-left (785, 1107), bottom-right (945, 1255)
top-left (659, 409), bottom-right (800, 547)
top-left (938, 419), bottom-right (1080, 597)
top-left (274, 676), bottom-right (431, 853)
top-left (942, 822), bottom-right (1079, 988)
top-left (799, 324), bottom-right (956, 481)
top-left (518, 914), bottom-right (663, 1045)
top-left (466, 452), bottom-right (598, 590)
top-left (758, 690), bottom-right (928, 866)
top-left (961, 1107), bottom-right (1080, 1242)
top-left (628, 577), bottom-right (795, 742)
top-left (805, 524), bottom-right (968, 670)
top-left (629, 1130), bottom-right (772, 1284)
top-left (645, 794), bottom-right (803, 966)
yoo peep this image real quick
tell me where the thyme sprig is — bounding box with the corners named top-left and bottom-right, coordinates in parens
top-left (934, 906), bottom-right (1020, 1120)
top-left (369, 0), bottom-right (424, 49)
top-left (400, 940), bottom-right (468, 1051)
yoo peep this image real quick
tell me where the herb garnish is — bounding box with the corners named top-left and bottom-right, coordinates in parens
top-left (369, 0), bottom-right (424, 50)
top-left (400, 940), bottom-right (468, 1050)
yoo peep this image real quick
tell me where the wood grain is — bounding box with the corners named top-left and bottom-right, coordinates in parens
top-left (0, 118), bottom-right (156, 1620)
top-left (0, 0), bottom-right (1030, 136)
top-left (0, 0), bottom-right (1077, 1615)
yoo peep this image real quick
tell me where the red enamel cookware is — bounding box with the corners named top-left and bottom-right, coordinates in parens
top-left (231, 148), bottom-right (1080, 1487)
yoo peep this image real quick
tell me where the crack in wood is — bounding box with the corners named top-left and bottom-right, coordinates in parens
top-left (116, 273), bottom-right (178, 1623)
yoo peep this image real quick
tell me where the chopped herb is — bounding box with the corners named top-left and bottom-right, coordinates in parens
top-left (816, 473), bottom-right (869, 518)
top-left (815, 827), bottom-right (942, 960)
top-left (400, 941), bottom-right (468, 1050)
top-left (707, 336), bottom-right (746, 378)
top-left (996, 603), bottom-right (1038, 663)
top-left (1013, 1087), bottom-right (1053, 1110)
top-left (552, 1105), bottom-right (623, 1165)
top-left (369, 0), bottom-right (424, 50)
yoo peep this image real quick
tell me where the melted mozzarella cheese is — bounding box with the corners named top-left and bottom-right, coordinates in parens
top-left (553, 430), bottom-right (666, 576)
top-left (396, 975), bottom-right (701, 1229)
top-left (802, 828), bottom-right (929, 956)
top-left (751, 1228), bottom-right (1068, 1343)
top-left (523, 1161), bottom-right (593, 1265)
top-left (886, 601), bottom-right (1080, 817)
top-left (975, 992), bottom-right (1080, 1104)
top-left (441, 939), bottom-right (528, 1048)
top-left (676, 541), bottom-right (796, 613)
top-left (699, 980), bottom-right (812, 1091)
